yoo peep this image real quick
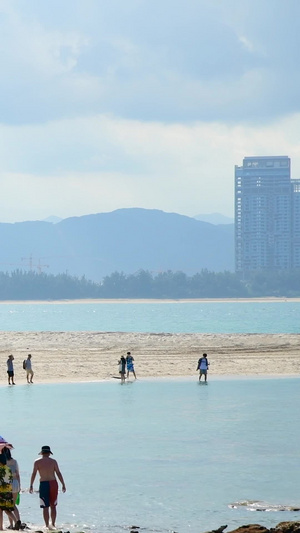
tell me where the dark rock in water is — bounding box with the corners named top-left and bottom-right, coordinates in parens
top-left (226, 525), bottom-right (269, 533)
top-left (274, 522), bottom-right (300, 533)
top-left (208, 526), bottom-right (228, 533)
top-left (218, 520), bottom-right (300, 533)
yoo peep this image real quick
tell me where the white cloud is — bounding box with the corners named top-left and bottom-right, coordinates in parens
top-left (1, 113), bottom-right (300, 222)
top-left (1, 0), bottom-right (300, 125)
top-left (238, 36), bottom-right (255, 53)
top-left (0, 0), bottom-right (300, 222)
top-left (0, 2), bottom-right (88, 78)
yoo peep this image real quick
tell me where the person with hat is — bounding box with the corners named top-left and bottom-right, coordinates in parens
top-left (29, 445), bottom-right (66, 530)
top-left (0, 453), bottom-right (17, 531)
top-left (2, 447), bottom-right (22, 530)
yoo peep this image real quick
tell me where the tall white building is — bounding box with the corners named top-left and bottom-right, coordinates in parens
top-left (235, 156), bottom-right (300, 273)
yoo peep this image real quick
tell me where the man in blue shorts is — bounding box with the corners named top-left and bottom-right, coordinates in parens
top-left (196, 353), bottom-right (210, 382)
top-left (29, 445), bottom-right (66, 529)
top-left (126, 351), bottom-right (137, 379)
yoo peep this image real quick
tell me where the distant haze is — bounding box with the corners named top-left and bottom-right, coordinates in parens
top-left (43, 216), bottom-right (63, 224)
top-left (0, 208), bottom-right (234, 280)
top-left (0, 2), bottom-right (299, 222)
top-left (194, 213), bottom-right (234, 225)
top-left (42, 213), bottom-right (234, 226)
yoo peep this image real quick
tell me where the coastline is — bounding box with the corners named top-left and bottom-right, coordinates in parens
top-left (0, 297), bottom-right (299, 304)
top-left (1, 331), bottom-right (300, 385)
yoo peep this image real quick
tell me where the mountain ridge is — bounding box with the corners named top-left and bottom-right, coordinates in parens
top-left (0, 208), bottom-right (234, 281)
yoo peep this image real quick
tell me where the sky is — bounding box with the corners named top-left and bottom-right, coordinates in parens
top-left (1, 0), bottom-right (300, 222)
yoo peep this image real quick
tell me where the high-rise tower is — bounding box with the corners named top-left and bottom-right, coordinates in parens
top-left (235, 156), bottom-right (300, 274)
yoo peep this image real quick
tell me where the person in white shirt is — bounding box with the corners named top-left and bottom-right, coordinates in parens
top-left (25, 354), bottom-right (34, 384)
top-left (196, 353), bottom-right (210, 382)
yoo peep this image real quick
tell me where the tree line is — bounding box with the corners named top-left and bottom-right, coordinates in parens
top-left (0, 268), bottom-right (300, 299)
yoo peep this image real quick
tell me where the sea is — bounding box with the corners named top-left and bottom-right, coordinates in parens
top-left (1, 300), bottom-right (300, 533)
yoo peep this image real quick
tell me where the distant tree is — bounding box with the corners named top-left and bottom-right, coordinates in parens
top-left (100, 271), bottom-right (128, 298)
top-left (0, 268), bottom-right (300, 300)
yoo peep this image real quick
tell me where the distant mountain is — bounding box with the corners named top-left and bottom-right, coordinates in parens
top-left (43, 216), bottom-right (63, 224)
top-left (0, 208), bottom-right (234, 281)
top-left (194, 213), bottom-right (234, 225)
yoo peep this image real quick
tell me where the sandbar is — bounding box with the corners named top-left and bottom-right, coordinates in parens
top-left (0, 331), bottom-right (300, 385)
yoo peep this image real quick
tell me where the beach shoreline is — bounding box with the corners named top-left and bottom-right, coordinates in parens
top-left (0, 297), bottom-right (299, 304)
top-left (1, 331), bottom-right (299, 385)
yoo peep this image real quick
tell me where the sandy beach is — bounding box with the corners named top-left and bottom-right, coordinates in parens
top-left (1, 331), bottom-right (300, 385)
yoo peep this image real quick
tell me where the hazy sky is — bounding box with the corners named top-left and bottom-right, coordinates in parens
top-left (1, 0), bottom-right (300, 222)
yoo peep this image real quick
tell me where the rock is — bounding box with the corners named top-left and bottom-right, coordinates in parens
top-left (274, 522), bottom-right (300, 533)
top-left (209, 526), bottom-right (228, 533)
top-left (210, 521), bottom-right (300, 533)
top-left (225, 525), bottom-right (269, 533)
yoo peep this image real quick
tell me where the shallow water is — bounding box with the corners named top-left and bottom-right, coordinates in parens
top-left (2, 377), bottom-right (300, 533)
top-left (0, 300), bottom-right (300, 333)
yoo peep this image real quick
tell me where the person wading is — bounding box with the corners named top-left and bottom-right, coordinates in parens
top-left (29, 445), bottom-right (66, 530)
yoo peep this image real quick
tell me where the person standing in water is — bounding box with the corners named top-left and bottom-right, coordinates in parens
top-left (0, 453), bottom-right (17, 531)
top-left (25, 354), bottom-right (34, 384)
top-left (196, 353), bottom-right (210, 382)
top-left (2, 447), bottom-right (21, 530)
top-left (6, 356), bottom-right (15, 386)
top-left (126, 352), bottom-right (137, 379)
top-left (118, 355), bottom-right (126, 383)
top-left (29, 445), bottom-right (66, 530)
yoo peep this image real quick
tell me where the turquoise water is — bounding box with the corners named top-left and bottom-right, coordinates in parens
top-left (1, 301), bottom-right (299, 532)
top-left (2, 378), bottom-right (300, 533)
top-left (0, 300), bottom-right (299, 332)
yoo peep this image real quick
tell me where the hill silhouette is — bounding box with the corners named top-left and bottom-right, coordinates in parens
top-left (0, 208), bottom-right (234, 281)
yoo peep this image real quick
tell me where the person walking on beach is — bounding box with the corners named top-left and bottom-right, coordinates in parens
top-left (24, 354), bottom-right (34, 384)
top-left (118, 355), bottom-right (126, 383)
top-left (2, 448), bottom-right (22, 530)
top-left (29, 445), bottom-right (66, 530)
top-left (126, 352), bottom-right (137, 379)
top-left (197, 353), bottom-right (209, 382)
top-left (6, 356), bottom-right (15, 386)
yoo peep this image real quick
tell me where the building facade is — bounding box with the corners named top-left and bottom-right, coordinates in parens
top-left (235, 156), bottom-right (300, 274)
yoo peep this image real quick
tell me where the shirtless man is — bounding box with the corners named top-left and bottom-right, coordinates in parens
top-left (29, 445), bottom-right (66, 529)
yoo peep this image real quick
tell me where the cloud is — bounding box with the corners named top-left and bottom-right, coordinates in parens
top-left (1, 0), bottom-right (300, 125)
top-left (1, 0), bottom-right (300, 223)
top-left (1, 112), bottom-right (300, 222)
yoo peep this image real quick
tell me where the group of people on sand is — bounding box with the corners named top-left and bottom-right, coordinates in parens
top-left (118, 351), bottom-right (137, 383)
top-left (6, 355), bottom-right (34, 386)
top-left (117, 351), bottom-right (210, 383)
top-left (0, 441), bottom-right (66, 531)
